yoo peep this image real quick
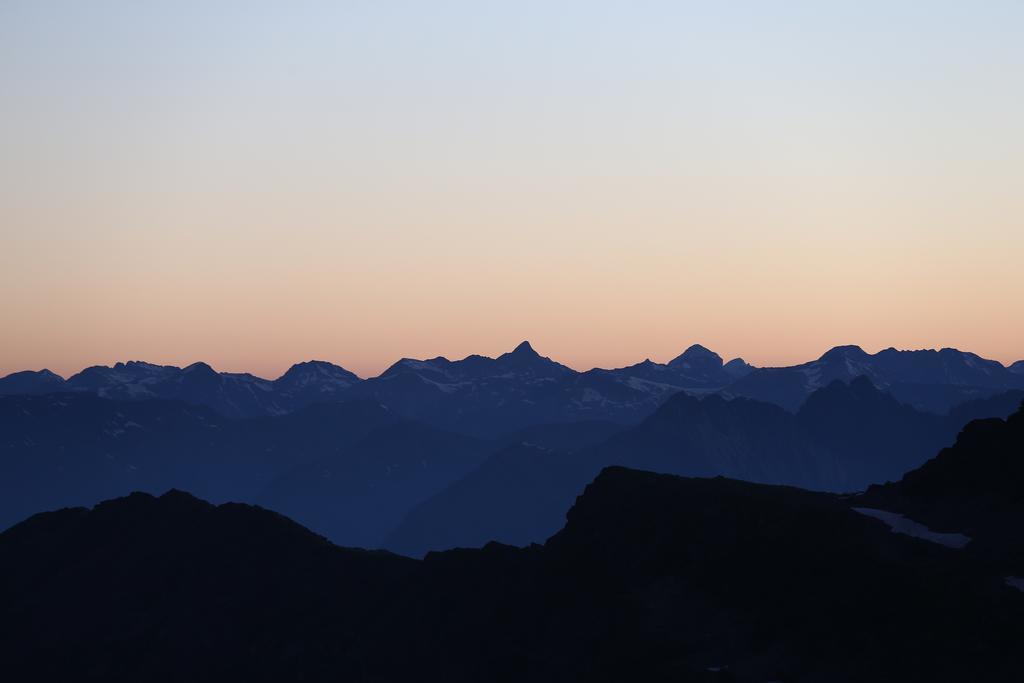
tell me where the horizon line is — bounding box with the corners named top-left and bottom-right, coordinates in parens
top-left (4, 341), bottom-right (1021, 384)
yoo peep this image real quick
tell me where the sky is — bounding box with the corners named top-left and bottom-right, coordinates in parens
top-left (2, 1), bottom-right (1022, 379)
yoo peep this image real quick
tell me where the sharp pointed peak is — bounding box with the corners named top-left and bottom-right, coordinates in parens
top-left (510, 340), bottom-right (538, 356)
top-left (494, 341), bottom-right (574, 375)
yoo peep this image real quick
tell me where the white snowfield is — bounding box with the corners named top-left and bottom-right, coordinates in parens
top-left (852, 508), bottom-right (971, 549)
top-left (1005, 577), bottom-right (1024, 593)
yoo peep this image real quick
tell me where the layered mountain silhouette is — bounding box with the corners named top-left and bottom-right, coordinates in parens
top-left (3, 339), bottom-right (1023, 681)
top-left (4, 413), bottom-right (1023, 681)
top-left (386, 379), bottom-right (1024, 556)
top-left (255, 421), bottom-right (492, 548)
top-left (0, 393), bottom-right (493, 540)
top-left (3, 375), bottom-right (1022, 551)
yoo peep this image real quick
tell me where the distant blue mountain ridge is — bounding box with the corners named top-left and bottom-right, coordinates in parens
top-left (2, 342), bottom-right (1020, 428)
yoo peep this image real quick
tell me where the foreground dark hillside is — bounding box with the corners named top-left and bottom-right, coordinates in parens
top-left (3, 404), bottom-right (1024, 682)
top-left (857, 404), bottom-right (1024, 578)
top-left (0, 491), bottom-right (416, 681)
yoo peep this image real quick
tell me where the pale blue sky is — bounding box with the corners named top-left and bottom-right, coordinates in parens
top-left (2, 2), bottom-right (1022, 376)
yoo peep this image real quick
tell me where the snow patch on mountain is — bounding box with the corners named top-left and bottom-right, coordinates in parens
top-left (853, 508), bottom-right (971, 549)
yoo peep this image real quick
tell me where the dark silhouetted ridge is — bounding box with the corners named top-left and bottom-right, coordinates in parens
top-left (5, 461), bottom-right (1024, 681)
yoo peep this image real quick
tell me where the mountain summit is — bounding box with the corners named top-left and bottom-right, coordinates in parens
top-left (496, 341), bottom-right (571, 377)
top-left (0, 369), bottom-right (66, 395)
top-left (818, 344), bottom-right (870, 363)
top-left (659, 343), bottom-right (751, 387)
top-left (668, 343), bottom-right (722, 368)
top-left (508, 340), bottom-right (538, 356)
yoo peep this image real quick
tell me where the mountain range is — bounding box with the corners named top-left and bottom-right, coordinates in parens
top-left (3, 342), bottom-right (1022, 434)
top-left (727, 344), bottom-right (1024, 412)
top-left (3, 339), bottom-right (1023, 679)
top-left (3, 403), bottom-right (1022, 681)
top-left (0, 393), bottom-right (493, 540)
top-left (2, 341), bottom-right (1022, 554)
top-left (385, 378), bottom-right (1024, 556)
top-left (4, 372), bottom-right (1020, 553)
top-left (0, 359), bottom-right (360, 419)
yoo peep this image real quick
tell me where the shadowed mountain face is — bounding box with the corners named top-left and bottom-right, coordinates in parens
top-left (857, 404), bottom-right (1024, 576)
top-left (872, 408), bottom-right (1024, 515)
top-left (3, 380), bottom-right (1020, 554)
top-left (386, 380), bottom-right (1023, 556)
top-left (727, 345), bottom-right (1024, 412)
top-left (796, 376), bottom-right (951, 485)
top-left (495, 419), bottom-right (624, 452)
top-left (0, 394), bottom-right (244, 529)
top-left (255, 422), bottom-right (491, 549)
top-left (3, 458), bottom-right (1023, 682)
top-left (0, 393), bottom-right (499, 544)
top-left (384, 442), bottom-right (589, 552)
